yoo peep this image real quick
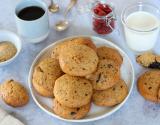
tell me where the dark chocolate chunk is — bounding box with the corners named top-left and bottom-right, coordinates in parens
top-left (108, 64), bottom-right (113, 68)
top-left (9, 79), bottom-right (14, 83)
top-left (77, 108), bottom-right (80, 111)
top-left (37, 66), bottom-right (43, 73)
top-left (148, 87), bottom-right (152, 90)
top-left (149, 62), bottom-right (160, 69)
top-left (70, 112), bottom-right (76, 115)
top-left (85, 94), bottom-right (88, 96)
top-left (96, 73), bottom-right (101, 83)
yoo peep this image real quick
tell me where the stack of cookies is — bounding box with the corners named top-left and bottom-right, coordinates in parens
top-left (88, 46), bottom-right (128, 106)
top-left (136, 52), bottom-right (160, 103)
top-left (32, 37), bottom-right (128, 119)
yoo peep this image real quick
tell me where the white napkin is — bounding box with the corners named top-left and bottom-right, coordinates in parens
top-left (0, 108), bottom-right (24, 125)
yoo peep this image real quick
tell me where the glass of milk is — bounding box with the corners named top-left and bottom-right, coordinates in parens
top-left (121, 2), bottom-right (160, 52)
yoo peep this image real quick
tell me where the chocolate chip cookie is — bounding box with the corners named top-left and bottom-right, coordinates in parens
top-left (86, 59), bottom-right (120, 90)
top-left (97, 46), bottom-right (123, 66)
top-left (59, 44), bottom-right (98, 76)
top-left (92, 79), bottom-right (128, 106)
top-left (54, 74), bottom-right (93, 108)
top-left (51, 37), bottom-right (97, 59)
top-left (137, 70), bottom-right (160, 102)
top-left (32, 58), bottom-right (63, 97)
top-left (136, 52), bottom-right (160, 69)
top-left (53, 99), bottom-right (91, 119)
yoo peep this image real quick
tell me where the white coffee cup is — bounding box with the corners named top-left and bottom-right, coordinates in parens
top-left (15, 0), bottom-right (50, 43)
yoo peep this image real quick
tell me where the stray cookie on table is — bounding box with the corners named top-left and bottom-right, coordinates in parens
top-left (136, 52), bottom-right (160, 69)
top-left (0, 79), bottom-right (29, 107)
top-left (137, 70), bottom-right (160, 103)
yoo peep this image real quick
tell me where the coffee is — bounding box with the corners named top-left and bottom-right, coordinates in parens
top-left (18, 6), bottom-right (45, 21)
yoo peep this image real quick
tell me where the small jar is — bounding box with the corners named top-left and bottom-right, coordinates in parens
top-left (92, 2), bottom-right (116, 35)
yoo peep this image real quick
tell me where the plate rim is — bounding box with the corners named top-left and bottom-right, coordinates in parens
top-left (28, 35), bottom-right (135, 122)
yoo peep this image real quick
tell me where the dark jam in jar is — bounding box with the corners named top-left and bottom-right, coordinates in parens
top-left (92, 3), bottom-right (115, 35)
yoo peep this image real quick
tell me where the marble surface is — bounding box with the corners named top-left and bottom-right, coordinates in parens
top-left (0, 0), bottom-right (160, 125)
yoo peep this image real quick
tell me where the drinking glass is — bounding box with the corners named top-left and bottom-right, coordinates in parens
top-left (121, 2), bottom-right (160, 52)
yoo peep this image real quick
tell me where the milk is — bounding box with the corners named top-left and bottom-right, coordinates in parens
top-left (124, 11), bottom-right (160, 52)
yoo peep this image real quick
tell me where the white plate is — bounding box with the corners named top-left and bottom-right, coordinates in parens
top-left (28, 36), bottom-right (134, 122)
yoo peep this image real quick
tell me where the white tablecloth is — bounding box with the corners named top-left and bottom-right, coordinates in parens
top-left (0, 0), bottom-right (160, 125)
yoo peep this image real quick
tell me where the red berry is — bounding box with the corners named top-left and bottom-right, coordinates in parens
top-left (93, 8), bottom-right (99, 14)
top-left (104, 7), bottom-right (112, 14)
top-left (97, 3), bottom-right (104, 9)
top-left (98, 10), bottom-right (107, 16)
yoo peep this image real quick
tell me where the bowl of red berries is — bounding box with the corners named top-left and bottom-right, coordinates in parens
top-left (92, 2), bottom-right (116, 35)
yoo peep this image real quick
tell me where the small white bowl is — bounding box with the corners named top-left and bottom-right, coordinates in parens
top-left (0, 30), bottom-right (21, 66)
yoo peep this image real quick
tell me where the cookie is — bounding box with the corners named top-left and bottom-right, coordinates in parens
top-left (54, 74), bottom-right (93, 108)
top-left (0, 42), bottom-right (17, 62)
top-left (97, 46), bottom-right (123, 66)
top-left (0, 79), bottom-right (29, 107)
top-left (92, 79), bottom-right (128, 106)
top-left (137, 70), bottom-right (160, 102)
top-left (32, 58), bottom-right (63, 97)
top-left (156, 56), bottom-right (160, 63)
top-left (69, 37), bottom-right (97, 52)
top-left (53, 99), bottom-right (91, 119)
top-left (51, 37), bottom-right (97, 59)
top-left (86, 59), bottom-right (120, 90)
top-left (136, 52), bottom-right (160, 69)
top-left (51, 42), bottom-right (64, 59)
top-left (59, 44), bottom-right (98, 76)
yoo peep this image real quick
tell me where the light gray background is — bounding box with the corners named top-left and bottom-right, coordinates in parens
top-left (0, 0), bottom-right (160, 125)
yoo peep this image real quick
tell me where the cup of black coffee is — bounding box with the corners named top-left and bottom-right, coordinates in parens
top-left (15, 0), bottom-right (49, 43)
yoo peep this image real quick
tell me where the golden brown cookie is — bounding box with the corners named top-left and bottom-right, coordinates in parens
top-left (59, 44), bottom-right (98, 76)
top-left (32, 58), bottom-right (63, 97)
top-left (156, 56), bottom-right (160, 63)
top-left (51, 42), bottom-right (64, 59)
top-left (136, 52), bottom-right (160, 69)
top-left (53, 99), bottom-right (91, 119)
top-left (0, 42), bottom-right (17, 62)
top-left (97, 46), bottom-right (123, 66)
top-left (92, 79), bottom-right (128, 106)
top-left (0, 79), bottom-right (29, 107)
top-left (54, 74), bottom-right (93, 108)
top-left (137, 70), bottom-right (160, 103)
top-left (51, 37), bottom-right (97, 59)
top-left (69, 37), bottom-right (97, 52)
top-left (86, 59), bottom-right (120, 90)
